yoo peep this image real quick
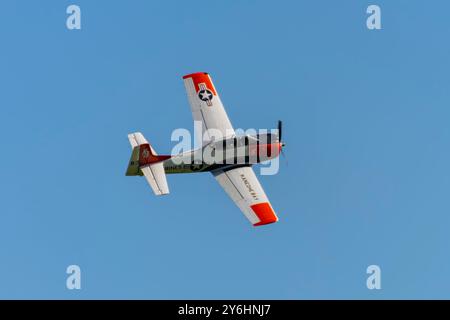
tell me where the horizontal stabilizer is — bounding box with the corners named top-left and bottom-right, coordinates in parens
top-left (141, 163), bottom-right (169, 196)
top-left (126, 132), bottom-right (170, 196)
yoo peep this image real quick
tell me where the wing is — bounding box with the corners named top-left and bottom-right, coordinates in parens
top-left (213, 166), bottom-right (279, 226)
top-left (183, 72), bottom-right (234, 147)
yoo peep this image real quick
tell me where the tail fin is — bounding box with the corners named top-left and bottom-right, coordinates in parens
top-left (138, 143), bottom-right (171, 166)
top-left (126, 132), bottom-right (170, 196)
top-left (126, 132), bottom-right (171, 173)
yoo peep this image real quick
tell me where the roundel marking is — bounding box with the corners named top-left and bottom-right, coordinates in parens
top-left (198, 89), bottom-right (213, 102)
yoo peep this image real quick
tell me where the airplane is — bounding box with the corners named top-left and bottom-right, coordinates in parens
top-left (125, 72), bottom-right (285, 226)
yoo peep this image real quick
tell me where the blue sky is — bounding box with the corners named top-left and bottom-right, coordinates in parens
top-left (0, 0), bottom-right (450, 299)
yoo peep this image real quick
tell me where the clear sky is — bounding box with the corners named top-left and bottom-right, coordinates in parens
top-left (1, 0), bottom-right (449, 299)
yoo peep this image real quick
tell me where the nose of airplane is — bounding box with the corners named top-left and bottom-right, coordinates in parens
top-left (277, 142), bottom-right (284, 154)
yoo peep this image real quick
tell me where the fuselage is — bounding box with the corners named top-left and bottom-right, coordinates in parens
top-left (162, 134), bottom-right (282, 174)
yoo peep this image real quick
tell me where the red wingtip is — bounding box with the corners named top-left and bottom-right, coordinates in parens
top-left (251, 202), bottom-right (279, 226)
top-left (182, 72), bottom-right (217, 95)
top-left (182, 72), bottom-right (209, 79)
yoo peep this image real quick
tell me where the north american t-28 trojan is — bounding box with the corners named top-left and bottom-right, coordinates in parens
top-left (126, 72), bottom-right (285, 226)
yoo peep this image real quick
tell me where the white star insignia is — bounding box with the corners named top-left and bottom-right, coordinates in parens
top-left (200, 91), bottom-right (212, 100)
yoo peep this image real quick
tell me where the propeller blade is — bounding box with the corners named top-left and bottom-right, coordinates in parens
top-left (281, 148), bottom-right (288, 167)
top-left (277, 120), bottom-right (282, 142)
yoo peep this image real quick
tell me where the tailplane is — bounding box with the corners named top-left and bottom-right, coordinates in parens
top-left (126, 132), bottom-right (170, 196)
